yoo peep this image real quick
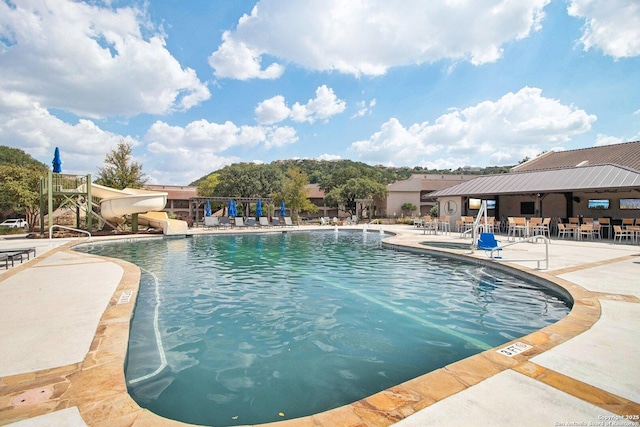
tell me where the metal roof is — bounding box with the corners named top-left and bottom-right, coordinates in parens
top-left (427, 164), bottom-right (640, 198)
top-left (512, 140), bottom-right (640, 172)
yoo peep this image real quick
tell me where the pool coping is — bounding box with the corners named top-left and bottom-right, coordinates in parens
top-left (1, 227), bottom-right (639, 426)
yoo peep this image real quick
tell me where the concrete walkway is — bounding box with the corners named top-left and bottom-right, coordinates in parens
top-left (0, 226), bottom-right (638, 426)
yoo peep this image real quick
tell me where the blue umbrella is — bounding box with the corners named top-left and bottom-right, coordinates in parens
top-left (280, 200), bottom-right (286, 217)
top-left (256, 199), bottom-right (263, 217)
top-left (205, 200), bottom-right (211, 217)
top-left (52, 147), bottom-right (62, 173)
top-left (227, 199), bottom-right (234, 217)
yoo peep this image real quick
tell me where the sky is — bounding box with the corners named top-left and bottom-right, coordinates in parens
top-left (1, 0), bottom-right (639, 185)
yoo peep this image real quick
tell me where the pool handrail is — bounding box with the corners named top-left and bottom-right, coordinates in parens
top-left (49, 225), bottom-right (91, 243)
top-left (483, 235), bottom-right (550, 270)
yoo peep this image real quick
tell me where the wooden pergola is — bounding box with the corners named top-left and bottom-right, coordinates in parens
top-left (189, 197), bottom-right (276, 224)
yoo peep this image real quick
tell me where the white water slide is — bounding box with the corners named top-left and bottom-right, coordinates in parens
top-left (90, 184), bottom-right (188, 236)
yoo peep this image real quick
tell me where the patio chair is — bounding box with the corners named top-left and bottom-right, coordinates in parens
top-left (622, 218), bottom-right (635, 229)
top-left (579, 224), bottom-right (595, 240)
top-left (438, 216), bottom-right (451, 234)
top-left (283, 217), bottom-right (295, 227)
top-left (272, 217), bottom-right (282, 227)
top-left (234, 217), bottom-right (247, 228)
top-left (246, 218), bottom-right (258, 227)
top-left (218, 217), bottom-right (231, 229)
top-left (514, 217), bottom-right (527, 239)
top-left (507, 217), bottom-right (516, 239)
top-left (613, 225), bottom-right (633, 243)
top-left (422, 219), bottom-right (437, 235)
top-left (533, 217), bottom-right (551, 238)
top-left (557, 223), bottom-right (572, 239)
top-left (597, 218), bottom-right (610, 238)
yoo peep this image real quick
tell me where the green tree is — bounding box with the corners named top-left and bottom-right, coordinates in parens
top-left (0, 145), bottom-right (47, 168)
top-left (278, 167), bottom-right (318, 222)
top-left (324, 177), bottom-right (387, 217)
top-left (401, 202), bottom-right (417, 216)
top-left (94, 140), bottom-right (147, 189)
top-left (0, 148), bottom-right (48, 231)
top-left (197, 173), bottom-right (220, 197)
top-left (213, 163), bottom-right (285, 215)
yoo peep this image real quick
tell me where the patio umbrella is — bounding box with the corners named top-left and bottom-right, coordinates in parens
top-left (205, 200), bottom-right (211, 217)
top-left (256, 199), bottom-right (263, 217)
top-left (227, 199), bottom-right (234, 217)
top-left (280, 200), bottom-right (286, 217)
top-left (52, 147), bottom-right (62, 173)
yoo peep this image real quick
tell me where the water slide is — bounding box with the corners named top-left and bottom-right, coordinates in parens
top-left (90, 184), bottom-right (188, 236)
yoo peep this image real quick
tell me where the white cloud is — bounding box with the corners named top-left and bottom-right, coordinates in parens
top-left (208, 30), bottom-right (284, 80)
top-left (568, 0), bottom-right (640, 58)
top-left (350, 87), bottom-right (596, 167)
top-left (0, 89), bottom-right (133, 174)
top-left (0, 0), bottom-right (210, 118)
top-left (594, 134), bottom-right (625, 146)
top-left (264, 126), bottom-right (298, 149)
top-left (317, 153), bottom-right (342, 161)
top-left (143, 119), bottom-right (298, 183)
top-left (351, 99), bottom-right (377, 119)
top-left (255, 95), bottom-right (290, 124)
top-left (255, 85), bottom-right (346, 124)
top-left (290, 85), bottom-right (346, 123)
top-left (209, 0), bottom-right (550, 79)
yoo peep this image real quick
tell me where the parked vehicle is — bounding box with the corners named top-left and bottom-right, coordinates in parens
top-left (0, 218), bottom-right (28, 229)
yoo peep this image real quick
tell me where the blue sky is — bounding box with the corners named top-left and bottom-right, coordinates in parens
top-left (1, 0), bottom-right (639, 185)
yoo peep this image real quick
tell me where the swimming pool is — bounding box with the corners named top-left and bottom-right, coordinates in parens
top-left (76, 231), bottom-right (570, 426)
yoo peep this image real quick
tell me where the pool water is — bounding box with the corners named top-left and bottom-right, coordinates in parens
top-left (76, 231), bottom-right (570, 426)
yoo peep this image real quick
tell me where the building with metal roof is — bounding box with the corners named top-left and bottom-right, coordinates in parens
top-left (426, 141), bottom-right (640, 226)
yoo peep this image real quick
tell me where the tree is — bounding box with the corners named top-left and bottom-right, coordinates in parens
top-left (213, 163), bottom-right (285, 215)
top-left (94, 140), bottom-right (147, 189)
top-left (197, 173), bottom-right (220, 197)
top-left (324, 177), bottom-right (387, 217)
top-left (401, 202), bottom-right (417, 216)
top-left (0, 150), bottom-right (48, 231)
top-left (278, 167), bottom-right (318, 222)
top-left (0, 145), bottom-right (48, 168)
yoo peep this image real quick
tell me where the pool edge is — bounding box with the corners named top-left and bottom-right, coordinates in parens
top-left (1, 229), bottom-right (638, 426)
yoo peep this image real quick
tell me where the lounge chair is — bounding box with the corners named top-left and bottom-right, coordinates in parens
top-left (272, 217), bottom-right (282, 227)
top-left (0, 251), bottom-right (25, 269)
top-left (0, 247), bottom-right (36, 260)
top-left (246, 218), bottom-right (258, 227)
top-left (203, 216), bottom-right (219, 228)
top-left (259, 217), bottom-right (271, 227)
top-left (218, 217), bottom-right (231, 229)
top-left (283, 217), bottom-right (295, 227)
top-left (234, 217), bottom-right (247, 228)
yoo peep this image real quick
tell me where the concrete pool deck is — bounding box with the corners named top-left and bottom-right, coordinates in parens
top-left (0, 225), bottom-right (638, 426)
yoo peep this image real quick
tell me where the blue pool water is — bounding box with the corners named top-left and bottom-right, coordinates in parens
top-left (76, 231), bottom-right (570, 426)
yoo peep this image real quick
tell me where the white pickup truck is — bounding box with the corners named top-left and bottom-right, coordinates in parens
top-left (0, 218), bottom-right (28, 229)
